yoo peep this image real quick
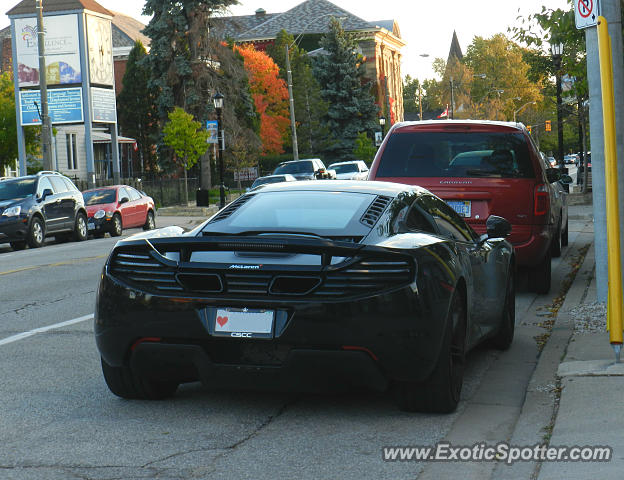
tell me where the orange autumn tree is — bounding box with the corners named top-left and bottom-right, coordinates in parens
top-left (234, 44), bottom-right (289, 155)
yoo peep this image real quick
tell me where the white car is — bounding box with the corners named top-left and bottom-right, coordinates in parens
top-left (328, 161), bottom-right (369, 180)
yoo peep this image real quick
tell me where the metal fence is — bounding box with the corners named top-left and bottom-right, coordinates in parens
top-left (70, 176), bottom-right (199, 208)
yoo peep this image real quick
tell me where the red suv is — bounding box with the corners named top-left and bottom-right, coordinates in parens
top-left (369, 120), bottom-right (571, 293)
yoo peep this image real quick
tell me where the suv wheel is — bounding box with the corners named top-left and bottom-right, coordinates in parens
top-left (530, 250), bottom-right (551, 294)
top-left (27, 217), bottom-right (45, 248)
top-left (561, 218), bottom-right (569, 247)
top-left (73, 213), bottom-right (88, 241)
top-left (551, 220), bottom-right (562, 258)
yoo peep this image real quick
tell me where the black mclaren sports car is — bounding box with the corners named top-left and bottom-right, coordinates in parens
top-left (95, 181), bottom-right (515, 413)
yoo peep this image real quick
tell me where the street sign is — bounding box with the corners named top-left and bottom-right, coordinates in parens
top-left (575, 0), bottom-right (600, 29)
top-left (19, 88), bottom-right (83, 125)
top-left (375, 131), bottom-right (382, 146)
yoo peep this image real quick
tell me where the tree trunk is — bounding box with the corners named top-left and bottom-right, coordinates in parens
top-left (183, 161), bottom-right (189, 206)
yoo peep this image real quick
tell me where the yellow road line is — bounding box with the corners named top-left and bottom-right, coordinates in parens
top-left (0, 255), bottom-right (107, 276)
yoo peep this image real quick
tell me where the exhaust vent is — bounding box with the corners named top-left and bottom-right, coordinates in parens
top-left (360, 195), bottom-right (392, 227)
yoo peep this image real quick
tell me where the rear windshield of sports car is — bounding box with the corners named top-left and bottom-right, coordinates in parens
top-left (376, 131), bottom-right (535, 178)
top-left (202, 191), bottom-right (378, 235)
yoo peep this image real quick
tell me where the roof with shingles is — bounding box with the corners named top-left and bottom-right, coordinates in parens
top-left (6, 0), bottom-right (112, 17)
top-left (210, 12), bottom-right (280, 40)
top-left (110, 10), bottom-right (150, 48)
top-left (214, 0), bottom-right (390, 43)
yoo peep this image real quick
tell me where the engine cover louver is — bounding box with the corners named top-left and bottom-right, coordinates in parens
top-left (360, 195), bottom-right (391, 227)
top-left (108, 245), bottom-right (414, 301)
top-left (209, 194), bottom-right (254, 223)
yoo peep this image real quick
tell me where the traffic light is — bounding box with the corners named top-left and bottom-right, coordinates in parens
top-left (545, 120), bottom-right (552, 132)
top-left (527, 125), bottom-right (532, 133)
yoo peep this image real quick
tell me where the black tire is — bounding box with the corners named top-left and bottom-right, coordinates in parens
top-left (530, 250), bottom-right (551, 294)
top-left (489, 272), bottom-right (515, 350)
top-left (551, 220), bottom-right (562, 258)
top-left (27, 216), bottom-right (45, 248)
top-left (72, 212), bottom-right (88, 242)
top-left (143, 210), bottom-right (155, 231)
top-left (561, 217), bottom-right (569, 247)
top-left (100, 357), bottom-right (178, 400)
top-left (394, 290), bottom-right (466, 413)
top-left (10, 241), bottom-right (26, 251)
top-left (110, 214), bottom-right (122, 237)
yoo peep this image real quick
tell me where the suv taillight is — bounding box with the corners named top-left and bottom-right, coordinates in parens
top-left (534, 184), bottom-right (549, 216)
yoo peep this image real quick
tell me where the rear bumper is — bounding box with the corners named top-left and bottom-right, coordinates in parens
top-left (130, 342), bottom-right (388, 392)
top-left (510, 225), bottom-right (551, 267)
top-left (95, 270), bottom-right (450, 390)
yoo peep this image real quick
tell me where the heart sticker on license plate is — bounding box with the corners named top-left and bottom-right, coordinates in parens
top-left (213, 308), bottom-right (274, 339)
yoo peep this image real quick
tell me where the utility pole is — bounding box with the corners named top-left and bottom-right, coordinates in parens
top-left (450, 77), bottom-right (455, 119)
top-left (418, 82), bottom-right (423, 121)
top-left (36, 0), bottom-right (53, 170)
top-left (285, 43), bottom-right (299, 160)
top-left (586, 0), bottom-right (624, 302)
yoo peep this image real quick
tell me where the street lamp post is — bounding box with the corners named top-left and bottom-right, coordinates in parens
top-left (551, 42), bottom-right (565, 170)
top-left (513, 101), bottom-right (537, 123)
top-left (212, 92), bottom-right (226, 209)
top-left (379, 116), bottom-right (386, 138)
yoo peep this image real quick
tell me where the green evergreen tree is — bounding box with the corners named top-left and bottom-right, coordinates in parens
top-left (312, 18), bottom-right (378, 161)
top-left (142, 1), bottom-right (261, 175)
top-left (117, 41), bottom-right (158, 173)
top-left (267, 30), bottom-right (329, 156)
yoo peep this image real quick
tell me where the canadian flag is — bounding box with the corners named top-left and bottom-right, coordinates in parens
top-left (437, 105), bottom-right (449, 119)
top-left (133, 141), bottom-right (138, 152)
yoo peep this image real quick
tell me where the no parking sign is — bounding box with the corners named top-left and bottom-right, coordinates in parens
top-left (575, 0), bottom-right (600, 29)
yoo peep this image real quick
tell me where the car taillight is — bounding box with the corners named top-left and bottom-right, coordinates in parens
top-left (534, 184), bottom-right (549, 216)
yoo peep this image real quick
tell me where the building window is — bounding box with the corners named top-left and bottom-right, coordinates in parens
top-left (66, 133), bottom-right (78, 170)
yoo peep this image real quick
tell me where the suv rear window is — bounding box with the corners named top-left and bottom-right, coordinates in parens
top-left (377, 131), bottom-right (535, 178)
top-left (273, 161), bottom-right (314, 175)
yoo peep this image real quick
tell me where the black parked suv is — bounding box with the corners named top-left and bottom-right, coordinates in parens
top-left (0, 171), bottom-right (89, 250)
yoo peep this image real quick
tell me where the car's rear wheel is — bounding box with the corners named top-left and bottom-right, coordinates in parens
top-left (100, 358), bottom-right (178, 400)
top-left (489, 272), bottom-right (515, 350)
top-left (10, 241), bottom-right (26, 251)
top-left (72, 213), bottom-right (88, 241)
top-left (530, 250), bottom-right (551, 294)
top-left (561, 218), bottom-right (569, 247)
top-left (551, 220), bottom-right (562, 258)
top-left (143, 211), bottom-right (155, 230)
top-left (394, 289), bottom-right (466, 413)
top-left (110, 214), bottom-right (123, 237)
top-left (27, 217), bottom-right (44, 248)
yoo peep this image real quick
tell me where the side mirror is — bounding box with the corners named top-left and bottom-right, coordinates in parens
top-left (119, 197), bottom-right (129, 204)
top-left (545, 168), bottom-right (562, 183)
top-left (40, 188), bottom-right (53, 200)
top-left (486, 215), bottom-right (512, 238)
top-left (559, 174), bottom-right (573, 185)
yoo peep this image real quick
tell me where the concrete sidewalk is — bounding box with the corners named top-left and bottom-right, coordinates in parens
top-left (496, 198), bottom-right (621, 479)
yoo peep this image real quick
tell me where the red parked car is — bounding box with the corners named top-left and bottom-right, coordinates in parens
top-left (82, 185), bottom-right (156, 237)
top-left (369, 120), bottom-right (572, 294)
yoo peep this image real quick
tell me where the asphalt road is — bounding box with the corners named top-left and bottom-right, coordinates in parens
top-left (0, 211), bottom-right (589, 480)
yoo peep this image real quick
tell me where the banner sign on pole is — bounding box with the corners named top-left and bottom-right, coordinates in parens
top-left (206, 120), bottom-right (218, 144)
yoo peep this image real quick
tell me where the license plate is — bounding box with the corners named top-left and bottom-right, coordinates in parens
top-left (87, 223), bottom-right (95, 230)
top-left (447, 200), bottom-right (471, 218)
top-left (213, 307), bottom-right (274, 339)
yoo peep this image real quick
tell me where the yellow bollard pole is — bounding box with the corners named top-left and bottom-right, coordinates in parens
top-left (597, 16), bottom-right (623, 362)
